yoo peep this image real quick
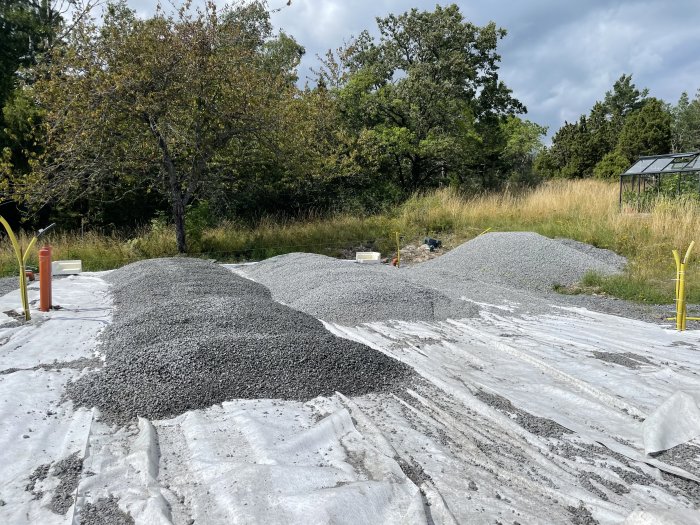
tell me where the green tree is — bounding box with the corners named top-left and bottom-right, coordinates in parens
top-left (536, 118), bottom-right (594, 179)
top-left (317, 4), bottom-right (524, 194)
top-left (670, 90), bottom-right (700, 152)
top-left (499, 116), bottom-right (547, 185)
top-left (616, 98), bottom-right (671, 162)
top-left (536, 74), bottom-right (649, 179)
top-left (32, 1), bottom-right (297, 252)
top-left (593, 151), bottom-right (629, 179)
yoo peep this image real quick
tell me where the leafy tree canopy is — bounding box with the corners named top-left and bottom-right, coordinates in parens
top-left (535, 75), bottom-right (670, 178)
top-left (316, 4), bottom-right (526, 193)
top-left (31, 0), bottom-right (301, 251)
top-left (671, 89), bottom-right (700, 153)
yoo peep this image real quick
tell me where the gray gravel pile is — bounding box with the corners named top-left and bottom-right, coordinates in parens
top-left (241, 252), bottom-right (476, 324)
top-left (555, 238), bottom-right (627, 270)
top-left (67, 258), bottom-right (413, 422)
top-left (413, 232), bottom-right (625, 292)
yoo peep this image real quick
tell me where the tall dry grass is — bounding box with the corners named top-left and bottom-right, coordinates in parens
top-left (1, 179), bottom-right (698, 303)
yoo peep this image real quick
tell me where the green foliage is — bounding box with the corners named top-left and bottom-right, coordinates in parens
top-left (593, 151), bottom-right (630, 179)
top-left (500, 116), bottom-right (547, 186)
top-left (0, 0), bottom-right (69, 218)
top-left (537, 75), bottom-right (680, 184)
top-left (578, 271), bottom-right (674, 304)
top-left (32, 0), bottom-right (300, 253)
top-left (616, 98), bottom-right (671, 162)
top-left (185, 201), bottom-right (215, 251)
top-left (315, 4), bottom-right (525, 195)
top-left (670, 90), bottom-right (700, 152)
top-left (536, 74), bottom-right (654, 179)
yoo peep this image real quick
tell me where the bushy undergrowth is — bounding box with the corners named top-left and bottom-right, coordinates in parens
top-left (1, 179), bottom-right (698, 304)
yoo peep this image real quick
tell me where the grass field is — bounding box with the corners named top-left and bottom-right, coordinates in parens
top-left (1, 179), bottom-right (698, 303)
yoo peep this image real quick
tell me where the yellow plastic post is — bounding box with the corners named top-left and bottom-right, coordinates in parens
top-left (672, 242), bottom-right (696, 331)
top-left (672, 249), bottom-right (681, 330)
top-left (395, 231), bottom-right (401, 268)
top-left (0, 216), bottom-right (30, 320)
top-left (680, 242), bottom-right (695, 331)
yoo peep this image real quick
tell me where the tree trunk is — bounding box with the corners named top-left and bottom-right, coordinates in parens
top-left (172, 196), bottom-right (187, 253)
top-left (148, 114), bottom-right (188, 253)
top-left (410, 155), bottom-right (423, 192)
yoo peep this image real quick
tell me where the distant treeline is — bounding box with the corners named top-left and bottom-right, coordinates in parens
top-left (1, 1), bottom-right (699, 251)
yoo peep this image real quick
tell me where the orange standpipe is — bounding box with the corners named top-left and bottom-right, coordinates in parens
top-left (39, 245), bottom-right (52, 312)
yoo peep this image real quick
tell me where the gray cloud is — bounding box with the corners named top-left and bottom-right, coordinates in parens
top-left (125, 0), bottom-right (700, 137)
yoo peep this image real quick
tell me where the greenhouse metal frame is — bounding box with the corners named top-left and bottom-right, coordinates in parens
top-left (619, 151), bottom-right (700, 207)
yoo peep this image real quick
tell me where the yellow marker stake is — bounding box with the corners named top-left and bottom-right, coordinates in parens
top-left (0, 216), bottom-right (30, 320)
top-left (671, 242), bottom-right (696, 331)
top-left (672, 249), bottom-right (681, 330)
top-left (681, 242), bottom-right (695, 331)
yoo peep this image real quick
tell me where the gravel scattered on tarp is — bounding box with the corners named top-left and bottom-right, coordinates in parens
top-left (414, 232), bottom-right (624, 292)
top-left (79, 496), bottom-right (134, 525)
top-left (591, 351), bottom-right (653, 369)
top-left (475, 390), bottom-right (574, 438)
top-left (25, 463), bottom-right (50, 500)
top-left (67, 258), bottom-right (414, 422)
top-left (567, 502), bottom-right (599, 525)
top-left (1, 356), bottom-right (103, 375)
top-left (24, 451), bottom-right (84, 514)
top-left (242, 252), bottom-right (476, 324)
top-left (49, 452), bottom-right (83, 515)
top-left (652, 443), bottom-right (700, 473)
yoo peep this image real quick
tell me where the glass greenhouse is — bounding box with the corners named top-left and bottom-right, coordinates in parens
top-left (620, 152), bottom-right (700, 208)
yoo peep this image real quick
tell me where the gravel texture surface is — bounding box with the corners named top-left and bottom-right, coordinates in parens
top-left (79, 496), bottom-right (134, 525)
top-left (67, 258), bottom-right (414, 422)
top-left (567, 502), bottom-right (599, 524)
top-left (652, 443), bottom-right (700, 473)
top-left (25, 463), bottom-right (50, 500)
top-left (405, 232), bottom-right (676, 324)
top-left (49, 452), bottom-right (83, 515)
top-left (474, 390), bottom-right (574, 439)
top-left (243, 252), bottom-right (476, 325)
top-left (239, 232), bottom-right (666, 325)
top-left (554, 238), bottom-right (627, 270)
top-left (0, 276), bottom-right (16, 296)
top-left (590, 351), bottom-right (653, 369)
top-left (414, 232), bottom-right (623, 292)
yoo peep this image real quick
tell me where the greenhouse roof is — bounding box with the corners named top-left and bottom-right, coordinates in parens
top-left (623, 151), bottom-right (700, 176)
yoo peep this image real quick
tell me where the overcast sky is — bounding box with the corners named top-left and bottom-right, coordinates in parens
top-left (126, 0), bottom-right (700, 137)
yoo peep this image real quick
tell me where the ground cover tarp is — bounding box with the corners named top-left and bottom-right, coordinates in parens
top-left (1, 249), bottom-right (699, 524)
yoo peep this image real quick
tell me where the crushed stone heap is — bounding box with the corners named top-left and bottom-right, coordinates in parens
top-left (242, 252), bottom-right (476, 324)
top-left (67, 258), bottom-right (414, 422)
top-left (413, 231), bottom-right (625, 292)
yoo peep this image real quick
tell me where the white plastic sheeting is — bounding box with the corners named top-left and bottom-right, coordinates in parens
top-left (2, 272), bottom-right (700, 524)
top-left (0, 274), bottom-right (110, 525)
top-left (643, 391), bottom-right (700, 454)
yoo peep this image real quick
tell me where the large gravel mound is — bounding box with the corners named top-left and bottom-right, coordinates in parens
top-left (67, 258), bottom-right (413, 422)
top-left (242, 252), bottom-right (476, 324)
top-left (414, 232), bottom-right (625, 292)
